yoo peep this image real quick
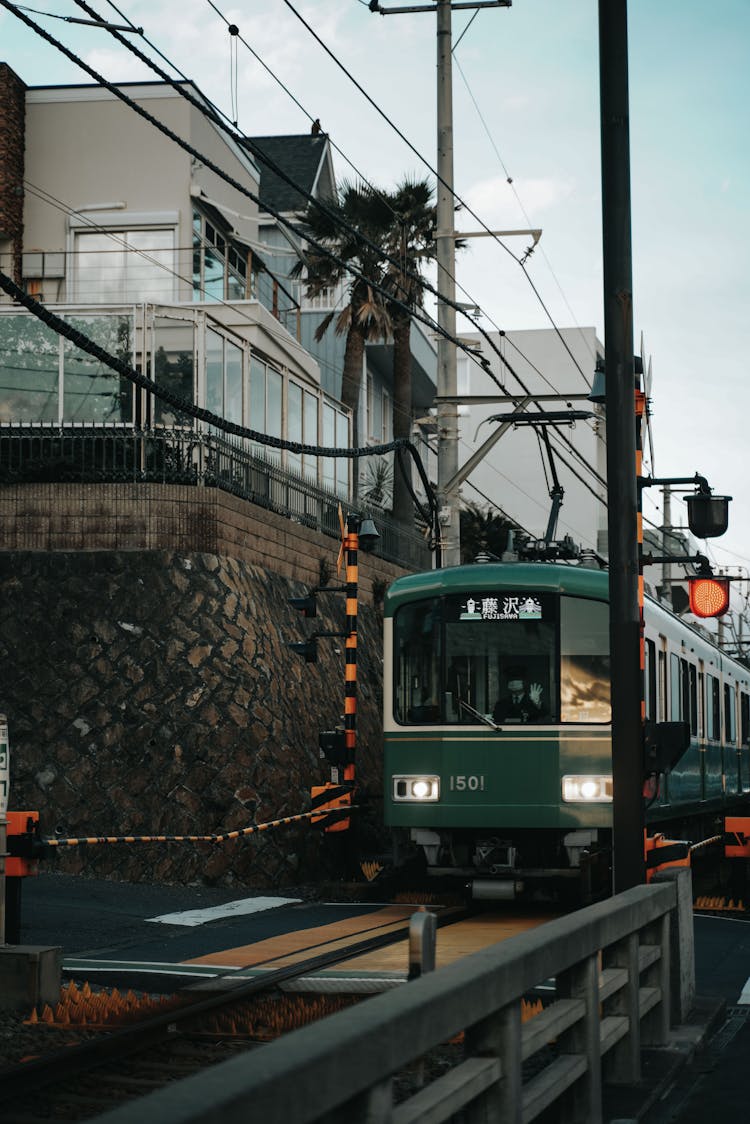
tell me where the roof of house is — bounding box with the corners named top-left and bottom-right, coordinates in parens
top-left (245, 133), bottom-right (333, 215)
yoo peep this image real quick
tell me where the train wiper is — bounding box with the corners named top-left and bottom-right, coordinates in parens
top-left (457, 698), bottom-right (501, 730)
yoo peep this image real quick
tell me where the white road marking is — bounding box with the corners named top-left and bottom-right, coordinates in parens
top-left (146, 896), bottom-right (301, 926)
top-left (738, 977), bottom-right (750, 1004)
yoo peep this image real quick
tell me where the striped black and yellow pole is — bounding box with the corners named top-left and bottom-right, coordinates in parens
top-left (343, 512), bottom-right (360, 787)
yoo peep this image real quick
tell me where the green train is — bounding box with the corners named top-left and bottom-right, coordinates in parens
top-left (383, 561), bottom-right (750, 903)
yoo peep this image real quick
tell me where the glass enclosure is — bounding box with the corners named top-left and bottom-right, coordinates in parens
top-left (0, 311), bottom-right (134, 424)
top-left (394, 592), bottom-right (611, 726)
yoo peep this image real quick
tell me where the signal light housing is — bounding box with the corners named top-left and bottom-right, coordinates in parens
top-left (687, 575), bottom-right (730, 618)
top-left (288, 593), bottom-right (317, 618)
top-left (287, 637), bottom-right (318, 663)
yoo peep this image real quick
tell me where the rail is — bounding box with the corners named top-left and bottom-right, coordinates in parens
top-left (0, 424), bottom-right (431, 570)
top-left (87, 872), bottom-right (693, 1124)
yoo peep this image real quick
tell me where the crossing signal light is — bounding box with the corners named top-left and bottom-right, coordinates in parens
top-left (288, 637), bottom-right (318, 663)
top-left (688, 575), bottom-right (730, 618)
top-left (288, 593), bottom-right (317, 618)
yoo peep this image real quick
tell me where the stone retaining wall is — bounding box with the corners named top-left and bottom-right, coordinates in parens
top-left (0, 483), bottom-right (407, 888)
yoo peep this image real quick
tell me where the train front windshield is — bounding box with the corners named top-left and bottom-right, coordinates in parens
top-left (394, 590), bottom-right (611, 725)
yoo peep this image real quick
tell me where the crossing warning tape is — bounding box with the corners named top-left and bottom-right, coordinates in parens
top-left (34, 808), bottom-right (356, 850)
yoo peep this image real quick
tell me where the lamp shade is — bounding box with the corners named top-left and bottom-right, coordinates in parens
top-left (358, 518), bottom-right (380, 553)
top-left (686, 493), bottom-right (731, 539)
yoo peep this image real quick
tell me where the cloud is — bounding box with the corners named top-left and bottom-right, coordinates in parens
top-left (463, 174), bottom-right (576, 225)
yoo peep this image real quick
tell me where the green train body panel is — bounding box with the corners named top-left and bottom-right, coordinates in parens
top-left (385, 729), bottom-right (612, 829)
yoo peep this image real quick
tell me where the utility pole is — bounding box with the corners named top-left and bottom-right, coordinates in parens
top-left (599, 0), bottom-right (645, 891)
top-left (435, 0), bottom-right (460, 566)
top-left (369, 0), bottom-right (511, 567)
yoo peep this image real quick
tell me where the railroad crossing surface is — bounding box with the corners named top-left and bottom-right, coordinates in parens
top-left (18, 872), bottom-right (555, 991)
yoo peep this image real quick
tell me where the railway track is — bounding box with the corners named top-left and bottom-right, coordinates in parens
top-left (0, 902), bottom-right (467, 1123)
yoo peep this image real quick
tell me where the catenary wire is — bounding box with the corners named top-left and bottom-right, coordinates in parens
top-left (282, 0), bottom-right (593, 388)
top-left (451, 48), bottom-right (596, 374)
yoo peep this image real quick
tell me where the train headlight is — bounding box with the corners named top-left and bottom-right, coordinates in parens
top-left (392, 775), bottom-right (440, 802)
top-left (562, 775), bottom-right (613, 803)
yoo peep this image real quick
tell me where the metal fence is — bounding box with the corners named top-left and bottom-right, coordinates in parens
top-left (86, 874), bottom-right (693, 1124)
top-left (0, 424), bottom-right (431, 571)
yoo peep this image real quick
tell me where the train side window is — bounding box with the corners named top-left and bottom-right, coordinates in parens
top-left (393, 600), bottom-right (442, 724)
top-left (560, 596), bottom-right (610, 723)
top-left (724, 683), bottom-right (736, 744)
top-left (741, 691), bottom-right (750, 745)
top-left (644, 639), bottom-right (656, 720)
top-left (658, 650), bottom-right (667, 721)
top-left (698, 670), bottom-right (705, 738)
top-left (706, 674), bottom-right (720, 740)
top-left (689, 664), bottom-right (698, 736)
top-left (670, 654), bottom-right (681, 721)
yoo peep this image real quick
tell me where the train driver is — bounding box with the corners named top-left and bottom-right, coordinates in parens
top-left (493, 666), bottom-right (543, 724)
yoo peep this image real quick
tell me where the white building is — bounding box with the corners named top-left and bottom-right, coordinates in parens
top-left (454, 325), bottom-right (607, 557)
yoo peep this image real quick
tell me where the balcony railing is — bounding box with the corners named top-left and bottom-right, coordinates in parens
top-left (0, 424), bottom-right (431, 571)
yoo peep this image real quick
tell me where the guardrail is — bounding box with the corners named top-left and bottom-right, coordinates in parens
top-left (88, 872), bottom-right (693, 1124)
top-left (0, 424), bottom-right (431, 570)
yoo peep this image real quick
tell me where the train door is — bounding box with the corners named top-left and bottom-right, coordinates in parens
top-left (669, 652), bottom-right (700, 802)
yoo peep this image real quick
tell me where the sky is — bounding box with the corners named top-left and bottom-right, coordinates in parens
top-left (2, 0), bottom-right (749, 572)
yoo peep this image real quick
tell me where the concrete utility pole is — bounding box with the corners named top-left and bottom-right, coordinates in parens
top-left (369, 0), bottom-right (511, 567)
top-left (598, 0), bottom-right (645, 891)
top-left (435, 0), bottom-right (460, 566)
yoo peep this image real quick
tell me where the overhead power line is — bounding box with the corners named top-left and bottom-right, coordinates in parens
top-left (283, 0), bottom-right (592, 387)
top-left (2, 0), bottom-right (505, 392)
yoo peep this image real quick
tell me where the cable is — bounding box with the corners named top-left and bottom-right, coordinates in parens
top-left (284, 0), bottom-right (593, 387)
top-left (451, 48), bottom-right (596, 378)
top-left (15, 0), bottom-right (506, 392)
top-left (61, 0), bottom-right (594, 451)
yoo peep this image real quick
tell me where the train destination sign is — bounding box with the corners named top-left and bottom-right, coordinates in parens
top-left (457, 594), bottom-right (544, 622)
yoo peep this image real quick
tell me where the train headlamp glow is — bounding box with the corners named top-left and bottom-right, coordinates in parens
top-left (392, 775), bottom-right (440, 802)
top-left (562, 775), bottom-right (613, 803)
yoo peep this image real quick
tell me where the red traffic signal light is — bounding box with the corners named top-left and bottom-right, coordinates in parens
top-left (687, 576), bottom-right (730, 618)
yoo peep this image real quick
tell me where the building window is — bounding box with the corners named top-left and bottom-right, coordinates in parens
top-left (303, 390), bottom-right (318, 482)
top-left (153, 316), bottom-right (195, 427)
top-left (287, 381), bottom-right (302, 477)
top-left (192, 212), bottom-right (248, 303)
top-left (382, 389), bottom-right (392, 442)
top-left (206, 328), bottom-right (243, 426)
top-left (73, 229), bottom-right (175, 303)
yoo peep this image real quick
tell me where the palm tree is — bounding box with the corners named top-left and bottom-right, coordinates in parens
top-left (293, 182), bottom-right (394, 459)
top-left (381, 177), bottom-right (437, 527)
top-left (459, 501), bottom-right (518, 564)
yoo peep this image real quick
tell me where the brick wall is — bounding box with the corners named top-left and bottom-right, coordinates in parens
top-left (0, 63), bottom-right (26, 284)
top-left (0, 482), bottom-right (405, 598)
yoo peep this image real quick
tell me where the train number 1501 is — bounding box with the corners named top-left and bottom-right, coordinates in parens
top-left (449, 774), bottom-right (485, 792)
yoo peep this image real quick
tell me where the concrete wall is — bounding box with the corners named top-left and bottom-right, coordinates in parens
top-left (0, 485), bottom-right (403, 888)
